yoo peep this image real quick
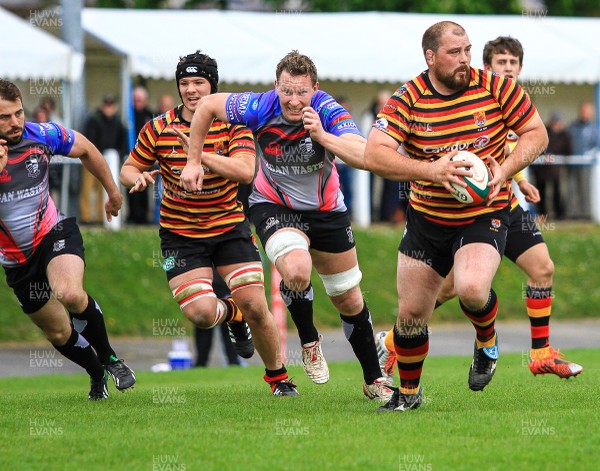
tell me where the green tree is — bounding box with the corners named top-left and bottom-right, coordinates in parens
top-left (544, 0), bottom-right (600, 16)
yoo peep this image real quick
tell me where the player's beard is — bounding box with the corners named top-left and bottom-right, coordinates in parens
top-left (435, 66), bottom-right (470, 92)
top-left (0, 126), bottom-right (23, 145)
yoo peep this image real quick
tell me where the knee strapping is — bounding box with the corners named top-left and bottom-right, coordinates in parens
top-left (264, 230), bottom-right (309, 264)
top-left (224, 263), bottom-right (264, 294)
top-left (172, 278), bottom-right (215, 310)
top-left (318, 265), bottom-right (362, 297)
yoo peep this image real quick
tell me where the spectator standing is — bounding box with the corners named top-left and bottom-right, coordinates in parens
top-left (152, 94), bottom-right (177, 224)
top-left (79, 95), bottom-right (129, 224)
top-left (129, 86), bottom-right (155, 225)
top-left (31, 106), bottom-right (49, 123)
top-left (157, 94), bottom-right (175, 115)
top-left (39, 96), bottom-right (63, 125)
top-left (361, 90), bottom-right (405, 222)
top-left (532, 113), bottom-right (570, 219)
top-left (567, 102), bottom-right (597, 219)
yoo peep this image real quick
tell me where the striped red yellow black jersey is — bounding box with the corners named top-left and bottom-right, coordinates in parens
top-left (507, 131), bottom-right (522, 211)
top-left (129, 104), bottom-right (255, 238)
top-left (374, 68), bottom-right (538, 225)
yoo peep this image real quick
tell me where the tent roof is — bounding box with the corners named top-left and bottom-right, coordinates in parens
top-left (82, 9), bottom-right (600, 85)
top-left (0, 7), bottom-right (83, 82)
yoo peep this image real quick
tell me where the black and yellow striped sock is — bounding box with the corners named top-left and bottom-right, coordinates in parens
top-left (393, 322), bottom-right (428, 394)
top-left (460, 289), bottom-right (498, 349)
top-left (526, 286), bottom-right (552, 349)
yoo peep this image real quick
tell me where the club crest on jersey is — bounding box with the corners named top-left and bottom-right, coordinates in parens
top-left (0, 169), bottom-right (11, 183)
top-left (473, 111), bottom-right (486, 128)
top-left (299, 137), bottom-right (315, 156)
top-left (26, 156), bottom-right (41, 178)
top-left (214, 139), bottom-right (225, 155)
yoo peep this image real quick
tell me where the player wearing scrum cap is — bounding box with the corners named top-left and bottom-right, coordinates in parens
top-left (120, 50), bottom-right (298, 396)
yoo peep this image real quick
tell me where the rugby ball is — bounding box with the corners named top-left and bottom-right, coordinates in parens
top-left (449, 151), bottom-right (491, 205)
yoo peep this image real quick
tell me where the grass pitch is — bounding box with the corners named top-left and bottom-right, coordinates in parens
top-left (1, 223), bottom-right (599, 341)
top-left (0, 349), bottom-right (597, 471)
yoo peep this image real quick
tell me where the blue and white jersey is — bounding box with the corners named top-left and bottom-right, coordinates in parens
top-left (0, 122), bottom-right (75, 267)
top-left (226, 89), bottom-right (361, 211)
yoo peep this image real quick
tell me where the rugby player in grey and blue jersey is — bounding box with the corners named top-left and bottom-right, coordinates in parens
top-left (183, 51), bottom-right (393, 402)
top-left (0, 79), bottom-right (135, 399)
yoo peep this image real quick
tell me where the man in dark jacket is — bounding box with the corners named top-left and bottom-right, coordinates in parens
top-left (128, 86), bottom-right (155, 224)
top-left (79, 95), bottom-right (128, 224)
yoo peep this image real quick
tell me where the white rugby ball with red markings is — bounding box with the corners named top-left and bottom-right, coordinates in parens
top-left (449, 151), bottom-right (491, 205)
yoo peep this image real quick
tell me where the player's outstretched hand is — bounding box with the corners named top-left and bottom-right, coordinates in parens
top-left (518, 180), bottom-right (541, 203)
top-left (170, 127), bottom-right (190, 154)
top-left (104, 193), bottom-right (123, 222)
top-left (170, 125), bottom-right (205, 192)
top-left (180, 160), bottom-right (204, 193)
top-left (129, 170), bottom-right (160, 194)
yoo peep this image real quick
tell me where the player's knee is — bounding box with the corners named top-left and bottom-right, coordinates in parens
top-left (173, 279), bottom-right (217, 328)
top-left (283, 271), bottom-right (311, 293)
top-left (44, 326), bottom-right (71, 346)
top-left (458, 284), bottom-right (489, 311)
top-left (56, 288), bottom-right (87, 313)
top-left (530, 257), bottom-right (554, 284)
top-left (437, 285), bottom-right (457, 304)
top-left (330, 286), bottom-right (364, 314)
top-left (182, 307), bottom-right (215, 329)
top-left (278, 251), bottom-right (312, 291)
top-left (236, 297), bottom-right (268, 325)
top-left (265, 230), bottom-right (310, 269)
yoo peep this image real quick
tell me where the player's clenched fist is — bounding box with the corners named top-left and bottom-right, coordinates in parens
top-left (180, 160), bottom-right (204, 193)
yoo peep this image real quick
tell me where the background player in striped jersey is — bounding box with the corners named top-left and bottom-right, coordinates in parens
top-left (376, 36), bottom-right (582, 382)
top-left (184, 50), bottom-right (393, 402)
top-left (120, 51), bottom-right (298, 396)
top-left (365, 22), bottom-right (549, 411)
top-left (0, 79), bottom-right (136, 400)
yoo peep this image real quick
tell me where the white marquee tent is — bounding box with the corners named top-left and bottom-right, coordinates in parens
top-left (82, 9), bottom-right (600, 85)
top-left (0, 7), bottom-right (83, 82)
